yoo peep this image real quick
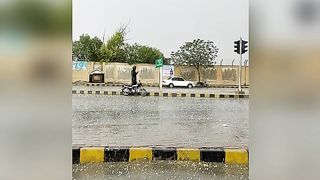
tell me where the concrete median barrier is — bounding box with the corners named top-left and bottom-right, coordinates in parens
top-left (72, 90), bottom-right (249, 98)
top-left (73, 147), bottom-right (248, 165)
top-left (73, 82), bottom-right (250, 89)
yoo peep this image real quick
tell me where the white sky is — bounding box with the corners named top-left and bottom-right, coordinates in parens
top-left (73, 0), bottom-right (249, 64)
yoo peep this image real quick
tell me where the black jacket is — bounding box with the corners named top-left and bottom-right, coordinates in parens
top-left (131, 69), bottom-right (138, 85)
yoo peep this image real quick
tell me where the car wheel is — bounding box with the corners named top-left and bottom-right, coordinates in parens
top-left (187, 84), bottom-right (193, 88)
top-left (169, 83), bottom-right (174, 88)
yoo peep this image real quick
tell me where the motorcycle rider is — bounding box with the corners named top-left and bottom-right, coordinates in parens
top-left (131, 66), bottom-right (139, 86)
top-left (121, 66), bottom-right (147, 96)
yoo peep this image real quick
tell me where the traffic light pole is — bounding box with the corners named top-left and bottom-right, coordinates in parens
top-left (238, 37), bottom-right (242, 93)
top-left (234, 37), bottom-right (247, 93)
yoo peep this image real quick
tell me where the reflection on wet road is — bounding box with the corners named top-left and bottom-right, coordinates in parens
top-left (72, 95), bottom-right (248, 148)
top-left (72, 162), bottom-right (248, 180)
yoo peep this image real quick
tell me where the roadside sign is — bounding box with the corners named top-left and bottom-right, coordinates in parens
top-left (155, 58), bottom-right (163, 68)
top-left (73, 61), bottom-right (87, 70)
top-left (162, 65), bottom-right (174, 77)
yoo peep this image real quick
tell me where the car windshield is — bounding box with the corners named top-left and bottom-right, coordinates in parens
top-left (168, 77), bottom-right (172, 80)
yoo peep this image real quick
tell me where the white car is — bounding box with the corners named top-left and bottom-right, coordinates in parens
top-left (162, 77), bottom-right (195, 88)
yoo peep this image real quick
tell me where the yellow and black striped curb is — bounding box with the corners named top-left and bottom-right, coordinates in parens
top-left (72, 82), bottom-right (249, 89)
top-left (72, 90), bottom-right (249, 98)
top-left (72, 147), bottom-right (248, 165)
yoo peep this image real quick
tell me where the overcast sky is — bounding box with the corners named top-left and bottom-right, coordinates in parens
top-left (73, 0), bottom-right (249, 64)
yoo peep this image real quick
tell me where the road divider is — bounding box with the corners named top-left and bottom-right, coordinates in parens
top-left (72, 82), bottom-right (249, 89)
top-left (73, 147), bottom-right (248, 165)
top-left (72, 90), bottom-right (249, 98)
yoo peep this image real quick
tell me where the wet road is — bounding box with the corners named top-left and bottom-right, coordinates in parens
top-left (72, 162), bottom-right (249, 180)
top-left (72, 86), bottom-right (249, 95)
top-left (72, 95), bottom-right (248, 147)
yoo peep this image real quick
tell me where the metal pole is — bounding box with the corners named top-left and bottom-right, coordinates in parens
top-left (238, 37), bottom-right (242, 92)
top-left (159, 66), bottom-right (163, 91)
top-left (244, 60), bottom-right (247, 86)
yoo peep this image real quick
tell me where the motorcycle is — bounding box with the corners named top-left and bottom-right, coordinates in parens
top-left (121, 81), bottom-right (148, 96)
top-left (196, 81), bottom-right (209, 88)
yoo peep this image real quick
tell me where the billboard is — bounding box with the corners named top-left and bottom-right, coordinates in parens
top-left (162, 65), bottom-right (174, 77)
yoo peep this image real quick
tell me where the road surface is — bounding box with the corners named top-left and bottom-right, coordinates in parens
top-left (72, 95), bottom-right (248, 148)
top-left (72, 161), bottom-right (249, 180)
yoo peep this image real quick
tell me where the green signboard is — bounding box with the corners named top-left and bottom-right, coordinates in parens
top-left (155, 58), bottom-right (163, 68)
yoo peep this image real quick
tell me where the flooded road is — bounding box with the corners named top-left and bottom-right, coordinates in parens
top-left (72, 162), bottom-right (248, 180)
top-left (72, 95), bottom-right (248, 148)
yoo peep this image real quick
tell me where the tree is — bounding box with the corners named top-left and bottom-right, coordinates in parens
top-left (72, 34), bottom-right (103, 61)
top-left (171, 39), bottom-right (219, 82)
top-left (75, 24), bottom-right (166, 64)
top-left (125, 43), bottom-right (164, 64)
top-left (100, 25), bottom-right (128, 62)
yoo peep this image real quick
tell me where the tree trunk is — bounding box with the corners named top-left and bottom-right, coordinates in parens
top-left (196, 66), bottom-right (201, 82)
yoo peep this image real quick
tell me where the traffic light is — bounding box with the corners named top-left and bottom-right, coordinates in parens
top-left (234, 40), bottom-right (240, 54)
top-left (241, 40), bottom-right (248, 54)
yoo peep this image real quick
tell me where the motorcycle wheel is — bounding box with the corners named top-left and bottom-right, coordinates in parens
top-left (122, 87), bottom-right (130, 96)
top-left (140, 88), bottom-right (147, 96)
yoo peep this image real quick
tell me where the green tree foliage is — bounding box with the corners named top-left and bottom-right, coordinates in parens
top-left (100, 26), bottom-right (127, 63)
top-left (72, 34), bottom-right (103, 61)
top-left (171, 39), bottom-right (219, 82)
top-left (125, 43), bottom-right (164, 64)
top-left (75, 25), bottom-right (165, 64)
